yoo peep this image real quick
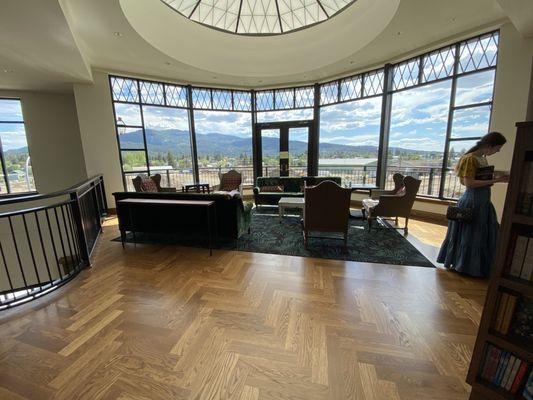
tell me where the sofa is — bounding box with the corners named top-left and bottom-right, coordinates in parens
top-left (253, 176), bottom-right (342, 207)
top-left (113, 191), bottom-right (253, 240)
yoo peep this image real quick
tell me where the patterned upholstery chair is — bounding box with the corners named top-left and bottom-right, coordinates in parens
top-left (132, 174), bottom-right (177, 193)
top-left (213, 169), bottom-right (243, 195)
top-left (303, 180), bottom-right (352, 249)
top-left (362, 175), bottom-right (421, 234)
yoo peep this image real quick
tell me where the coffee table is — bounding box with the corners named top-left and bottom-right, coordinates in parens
top-left (278, 197), bottom-right (305, 218)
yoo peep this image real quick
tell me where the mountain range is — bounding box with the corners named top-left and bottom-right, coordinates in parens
top-left (119, 129), bottom-right (438, 158)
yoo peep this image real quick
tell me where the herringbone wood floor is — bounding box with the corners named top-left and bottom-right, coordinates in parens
top-left (0, 218), bottom-right (486, 400)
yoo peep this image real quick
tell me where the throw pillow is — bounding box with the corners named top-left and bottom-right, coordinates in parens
top-left (140, 178), bottom-right (158, 192)
top-left (261, 185), bottom-right (283, 192)
top-left (396, 186), bottom-right (406, 196)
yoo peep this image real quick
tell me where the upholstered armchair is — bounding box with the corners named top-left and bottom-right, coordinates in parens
top-left (362, 175), bottom-right (421, 234)
top-left (369, 173), bottom-right (404, 200)
top-left (213, 169), bottom-right (243, 195)
top-left (132, 174), bottom-right (177, 193)
top-left (303, 180), bottom-right (352, 248)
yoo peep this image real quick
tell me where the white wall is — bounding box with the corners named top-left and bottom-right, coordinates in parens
top-left (0, 90), bottom-right (88, 193)
top-left (488, 23), bottom-right (533, 219)
top-left (73, 71), bottom-right (122, 207)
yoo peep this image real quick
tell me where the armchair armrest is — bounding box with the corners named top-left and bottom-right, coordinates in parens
top-left (372, 194), bottom-right (406, 217)
top-left (370, 189), bottom-right (396, 200)
top-left (253, 186), bottom-right (260, 195)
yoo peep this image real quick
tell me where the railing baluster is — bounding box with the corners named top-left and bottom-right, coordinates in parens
top-left (60, 205), bottom-right (76, 274)
top-left (0, 240), bottom-right (15, 296)
top-left (22, 214), bottom-right (43, 292)
top-left (53, 207), bottom-right (69, 277)
top-left (34, 211), bottom-right (53, 286)
top-left (8, 216), bottom-right (28, 291)
top-left (45, 208), bottom-right (63, 280)
top-left (65, 203), bottom-right (82, 267)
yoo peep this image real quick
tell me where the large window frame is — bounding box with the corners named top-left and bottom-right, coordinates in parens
top-left (109, 30), bottom-right (499, 200)
top-left (0, 98), bottom-right (35, 195)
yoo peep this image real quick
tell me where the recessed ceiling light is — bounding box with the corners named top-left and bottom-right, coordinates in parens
top-left (396, 31), bottom-right (402, 36)
top-left (349, 60), bottom-right (354, 64)
top-left (450, 17), bottom-right (457, 23)
top-left (113, 31), bottom-right (123, 37)
top-left (2, 69), bottom-right (14, 73)
top-left (164, 61), bottom-right (172, 66)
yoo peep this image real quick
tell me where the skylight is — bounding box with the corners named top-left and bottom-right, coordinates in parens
top-left (161, 0), bottom-right (357, 35)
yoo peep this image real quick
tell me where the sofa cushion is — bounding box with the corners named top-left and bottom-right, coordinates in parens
top-left (281, 179), bottom-right (302, 193)
top-left (261, 185), bottom-right (283, 192)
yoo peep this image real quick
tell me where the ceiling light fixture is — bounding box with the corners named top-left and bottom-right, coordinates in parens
top-left (2, 69), bottom-right (14, 73)
top-left (113, 31), bottom-right (123, 37)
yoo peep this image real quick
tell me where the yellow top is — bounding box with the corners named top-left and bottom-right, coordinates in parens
top-left (456, 153), bottom-right (488, 179)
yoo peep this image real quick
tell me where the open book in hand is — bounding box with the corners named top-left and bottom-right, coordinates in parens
top-left (476, 165), bottom-right (494, 180)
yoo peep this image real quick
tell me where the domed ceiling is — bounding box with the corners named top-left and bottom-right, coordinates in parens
top-left (161, 0), bottom-right (357, 35)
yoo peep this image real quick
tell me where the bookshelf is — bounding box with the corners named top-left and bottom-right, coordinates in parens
top-left (467, 121), bottom-right (533, 400)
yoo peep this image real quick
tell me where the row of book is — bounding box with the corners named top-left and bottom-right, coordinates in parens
top-left (493, 292), bottom-right (519, 335)
top-left (508, 233), bottom-right (533, 281)
top-left (481, 344), bottom-right (530, 395)
top-left (526, 370), bottom-right (533, 400)
top-left (516, 154), bottom-right (533, 216)
top-left (492, 291), bottom-right (533, 341)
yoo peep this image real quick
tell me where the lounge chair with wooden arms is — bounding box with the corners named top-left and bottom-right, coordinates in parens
top-left (362, 175), bottom-right (421, 234)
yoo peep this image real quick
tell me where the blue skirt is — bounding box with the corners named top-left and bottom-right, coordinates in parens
top-left (437, 186), bottom-right (499, 277)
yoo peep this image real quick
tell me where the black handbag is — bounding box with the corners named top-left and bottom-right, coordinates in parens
top-left (446, 205), bottom-right (473, 222)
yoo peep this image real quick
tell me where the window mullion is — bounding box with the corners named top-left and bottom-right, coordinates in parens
top-left (439, 43), bottom-right (462, 199)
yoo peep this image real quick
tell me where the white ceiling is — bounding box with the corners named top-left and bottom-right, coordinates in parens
top-left (0, 0), bottom-right (530, 92)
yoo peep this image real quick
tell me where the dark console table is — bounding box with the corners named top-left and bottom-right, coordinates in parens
top-left (182, 183), bottom-right (211, 193)
top-left (117, 198), bottom-right (217, 255)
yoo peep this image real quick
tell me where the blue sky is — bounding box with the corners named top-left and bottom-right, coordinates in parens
top-left (0, 99), bottom-right (29, 151)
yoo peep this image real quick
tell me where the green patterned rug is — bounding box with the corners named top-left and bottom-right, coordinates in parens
top-left (114, 208), bottom-right (434, 267)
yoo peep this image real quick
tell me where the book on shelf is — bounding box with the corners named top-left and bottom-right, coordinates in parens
top-left (524, 369), bottom-right (533, 400)
top-left (493, 292), bottom-right (519, 335)
top-left (506, 229), bottom-right (533, 281)
top-left (517, 152), bottom-right (533, 216)
top-left (480, 344), bottom-right (531, 393)
top-left (510, 295), bottom-right (533, 342)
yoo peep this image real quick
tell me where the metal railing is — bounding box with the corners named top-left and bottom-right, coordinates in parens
top-left (141, 165), bottom-right (463, 198)
top-left (0, 175), bottom-right (107, 309)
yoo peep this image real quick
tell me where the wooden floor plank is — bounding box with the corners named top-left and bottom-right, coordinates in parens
top-left (0, 217), bottom-right (486, 399)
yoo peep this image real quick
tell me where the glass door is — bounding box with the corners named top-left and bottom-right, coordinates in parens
top-left (256, 121), bottom-right (312, 178)
top-left (259, 128), bottom-right (281, 177)
top-left (287, 127), bottom-right (309, 177)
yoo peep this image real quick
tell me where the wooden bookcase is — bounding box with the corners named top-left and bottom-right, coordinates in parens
top-left (467, 121), bottom-right (533, 400)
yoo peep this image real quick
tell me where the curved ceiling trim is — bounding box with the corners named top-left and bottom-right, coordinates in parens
top-left (119, 0), bottom-right (400, 78)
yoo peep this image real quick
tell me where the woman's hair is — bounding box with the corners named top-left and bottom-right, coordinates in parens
top-left (464, 131), bottom-right (507, 154)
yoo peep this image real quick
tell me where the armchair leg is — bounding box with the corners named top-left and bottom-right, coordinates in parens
top-left (395, 217), bottom-right (399, 226)
top-left (404, 218), bottom-right (409, 235)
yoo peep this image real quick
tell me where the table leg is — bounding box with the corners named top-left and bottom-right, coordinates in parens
top-left (207, 205), bottom-right (212, 256)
